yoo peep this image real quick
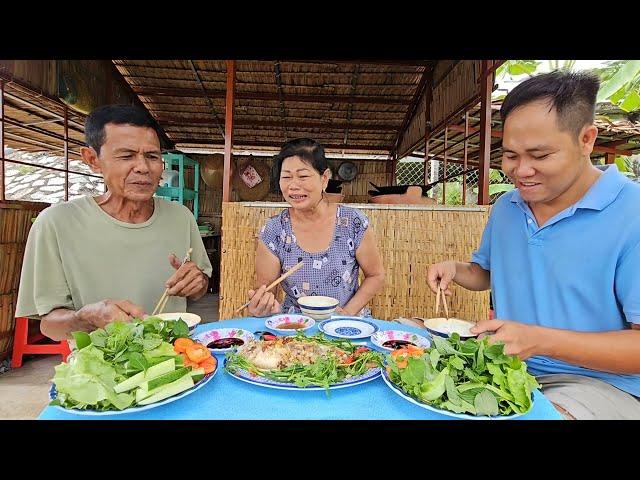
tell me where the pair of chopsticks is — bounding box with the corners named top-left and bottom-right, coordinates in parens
top-left (151, 248), bottom-right (193, 316)
top-left (435, 285), bottom-right (450, 320)
top-left (234, 261), bottom-right (304, 314)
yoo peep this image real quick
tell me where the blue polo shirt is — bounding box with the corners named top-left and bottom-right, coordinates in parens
top-left (471, 165), bottom-right (640, 396)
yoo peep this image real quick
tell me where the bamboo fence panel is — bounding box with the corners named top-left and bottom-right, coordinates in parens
top-left (219, 202), bottom-right (490, 321)
top-left (0, 202), bottom-right (47, 359)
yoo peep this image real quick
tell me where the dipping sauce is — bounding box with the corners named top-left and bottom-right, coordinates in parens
top-left (277, 322), bottom-right (307, 330)
top-left (207, 337), bottom-right (245, 349)
top-left (382, 339), bottom-right (416, 349)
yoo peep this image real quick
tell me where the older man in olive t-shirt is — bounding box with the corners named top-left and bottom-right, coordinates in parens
top-left (16, 195), bottom-right (212, 319)
top-left (15, 104), bottom-right (212, 341)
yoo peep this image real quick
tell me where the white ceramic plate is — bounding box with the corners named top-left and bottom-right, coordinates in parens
top-left (225, 358), bottom-right (381, 391)
top-left (381, 368), bottom-right (527, 420)
top-left (49, 362), bottom-right (218, 416)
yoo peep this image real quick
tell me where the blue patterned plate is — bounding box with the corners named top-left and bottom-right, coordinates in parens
top-left (48, 361), bottom-right (218, 416)
top-left (317, 317), bottom-right (379, 339)
top-left (225, 358), bottom-right (381, 391)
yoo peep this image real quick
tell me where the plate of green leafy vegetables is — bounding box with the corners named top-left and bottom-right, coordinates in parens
top-left (383, 333), bottom-right (540, 419)
top-left (48, 316), bottom-right (217, 415)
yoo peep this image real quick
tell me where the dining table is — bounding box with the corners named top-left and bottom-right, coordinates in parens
top-left (38, 317), bottom-right (563, 420)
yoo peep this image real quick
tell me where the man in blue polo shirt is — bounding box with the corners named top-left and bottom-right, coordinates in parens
top-left (427, 70), bottom-right (640, 419)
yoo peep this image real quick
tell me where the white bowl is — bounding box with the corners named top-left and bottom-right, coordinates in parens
top-left (421, 317), bottom-right (476, 340)
top-left (151, 312), bottom-right (202, 333)
top-left (299, 308), bottom-right (335, 320)
top-left (265, 314), bottom-right (315, 334)
top-left (297, 295), bottom-right (339, 320)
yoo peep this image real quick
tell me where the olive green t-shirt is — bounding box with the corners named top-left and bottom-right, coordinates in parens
top-left (16, 196), bottom-right (213, 318)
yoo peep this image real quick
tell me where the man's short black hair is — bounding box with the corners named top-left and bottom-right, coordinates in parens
top-left (500, 70), bottom-right (600, 138)
top-left (85, 104), bottom-right (159, 154)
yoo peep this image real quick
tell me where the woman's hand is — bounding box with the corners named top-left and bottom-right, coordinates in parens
top-left (247, 285), bottom-right (281, 317)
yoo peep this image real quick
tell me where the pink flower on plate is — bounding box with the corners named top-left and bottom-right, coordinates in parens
top-left (229, 330), bottom-right (237, 337)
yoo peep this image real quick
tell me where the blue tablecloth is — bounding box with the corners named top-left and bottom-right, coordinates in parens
top-left (39, 318), bottom-right (562, 420)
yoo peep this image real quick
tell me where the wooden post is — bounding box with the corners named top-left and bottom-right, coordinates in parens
top-left (0, 80), bottom-right (4, 201)
top-left (477, 60), bottom-right (494, 205)
top-left (423, 71), bottom-right (433, 186)
top-left (605, 152), bottom-right (615, 165)
top-left (423, 137), bottom-right (430, 186)
top-left (442, 126), bottom-right (448, 204)
top-left (223, 60), bottom-right (236, 203)
top-left (462, 112), bottom-right (468, 205)
top-left (391, 151), bottom-right (398, 186)
top-left (64, 105), bottom-right (69, 201)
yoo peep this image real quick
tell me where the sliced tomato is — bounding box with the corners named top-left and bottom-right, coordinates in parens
top-left (342, 355), bottom-right (355, 365)
top-left (173, 337), bottom-right (194, 353)
top-left (183, 357), bottom-right (200, 369)
top-left (354, 346), bottom-right (369, 356)
top-left (199, 357), bottom-right (217, 374)
top-left (186, 343), bottom-right (211, 363)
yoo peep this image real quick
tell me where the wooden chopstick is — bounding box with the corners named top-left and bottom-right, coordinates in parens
top-left (234, 261), bottom-right (304, 314)
top-left (441, 287), bottom-right (450, 320)
top-left (151, 248), bottom-right (193, 316)
top-left (435, 285), bottom-right (450, 320)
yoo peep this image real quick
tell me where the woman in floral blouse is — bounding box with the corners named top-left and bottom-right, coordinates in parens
top-left (246, 138), bottom-right (385, 317)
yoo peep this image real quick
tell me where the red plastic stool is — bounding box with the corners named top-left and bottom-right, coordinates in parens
top-left (10, 317), bottom-right (71, 368)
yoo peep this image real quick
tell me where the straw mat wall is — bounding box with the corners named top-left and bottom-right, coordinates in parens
top-left (219, 202), bottom-right (490, 321)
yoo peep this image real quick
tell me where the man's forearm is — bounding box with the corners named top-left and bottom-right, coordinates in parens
top-left (40, 308), bottom-right (84, 341)
top-left (453, 262), bottom-right (491, 291)
top-left (539, 327), bottom-right (640, 374)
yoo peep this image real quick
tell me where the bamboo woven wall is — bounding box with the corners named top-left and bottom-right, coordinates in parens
top-left (430, 60), bottom-right (481, 130)
top-left (219, 202), bottom-right (490, 321)
top-left (0, 202), bottom-right (48, 359)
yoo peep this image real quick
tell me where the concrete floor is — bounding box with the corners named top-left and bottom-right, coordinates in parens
top-left (0, 293), bottom-right (219, 419)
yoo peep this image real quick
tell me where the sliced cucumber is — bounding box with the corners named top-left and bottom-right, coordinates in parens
top-left (114, 358), bottom-right (176, 393)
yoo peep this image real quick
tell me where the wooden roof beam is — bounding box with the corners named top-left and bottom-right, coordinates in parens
top-left (172, 138), bottom-right (393, 152)
top-left (155, 116), bottom-right (398, 132)
top-left (131, 86), bottom-right (411, 105)
top-left (187, 60), bottom-right (225, 142)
